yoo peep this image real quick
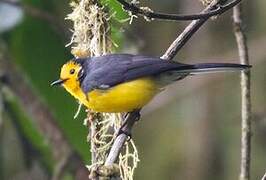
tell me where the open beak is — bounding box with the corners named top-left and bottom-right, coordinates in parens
top-left (51, 79), bottom-right (67, 86)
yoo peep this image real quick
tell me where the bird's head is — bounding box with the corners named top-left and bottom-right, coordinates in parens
top-left (51, 60), bottom-right (84, 91)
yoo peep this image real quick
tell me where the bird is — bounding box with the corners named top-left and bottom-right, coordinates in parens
top-left (51, 54), bottom-right (250, 113)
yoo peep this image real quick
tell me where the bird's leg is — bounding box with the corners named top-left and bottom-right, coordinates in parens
top-left (116, 109), bottom-right (141, 140)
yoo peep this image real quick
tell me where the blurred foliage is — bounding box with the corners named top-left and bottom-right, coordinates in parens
top-left (4, 89), bottom-right (53, 171)
top-left (7, 15), bottom-right (89, 161)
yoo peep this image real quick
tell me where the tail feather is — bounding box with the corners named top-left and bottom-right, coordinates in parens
top-left (176, 63), bottom-right (251, 75)
top-left (154, 62), bottom-right (251, 87)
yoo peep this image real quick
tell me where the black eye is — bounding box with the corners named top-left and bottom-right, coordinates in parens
top-left (70, 69), bottom-right (75, 74)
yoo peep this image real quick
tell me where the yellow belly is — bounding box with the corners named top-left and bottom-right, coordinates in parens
top-left (84, 77), bottom-right (159, 112)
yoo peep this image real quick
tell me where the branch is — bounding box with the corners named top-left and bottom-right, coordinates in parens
top-left (116, 0), bottom-right (241, 21)
top-left (233, 4), bottom-right (252, 180)
top-left (262, 172), bottom-right (266, 180)
top-left (161, 0), bottom-right (240, 60)
top-left (104, 0), bottom-right (241, 166)
top-left (105, 110), bottom-right (140, 165)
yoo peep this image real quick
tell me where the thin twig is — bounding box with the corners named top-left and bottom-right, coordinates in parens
top-left (161, 18), bottom-right (207, 60)
top-left (104, 0), bottom-right (241, 166)
top-left (116, 0), bottom-right (241, 21)
top-left (161, 0), bottom-right (241, 60)
top-left (262, 172), bottom-right (266, 180)
top-left (233, 4), bottom-right (252, 180)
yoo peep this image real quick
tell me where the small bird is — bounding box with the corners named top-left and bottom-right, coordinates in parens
top-left (51, 54), bottom-right (250, 113)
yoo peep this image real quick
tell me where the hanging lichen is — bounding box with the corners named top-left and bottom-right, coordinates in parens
top-left (66, 0), bottom-right (112, 57)
top-left (199, 0), bottom-right (215, 6)
top-left (66, 0), bottom-right (139, 179)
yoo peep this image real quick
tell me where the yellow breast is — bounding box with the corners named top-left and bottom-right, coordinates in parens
top-left (64, 77), bottom-right (159, 112)
top-left (64, 78), bottom-right (159, 112)
top-left (87, 77), bottom-right (159, 112)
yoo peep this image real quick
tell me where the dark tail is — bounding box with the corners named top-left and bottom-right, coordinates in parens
top-left (177, 63), bottom-right (251, 75)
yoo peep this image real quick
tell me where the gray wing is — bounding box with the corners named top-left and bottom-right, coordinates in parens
top-left (80, 54), bottom-right (187, 93)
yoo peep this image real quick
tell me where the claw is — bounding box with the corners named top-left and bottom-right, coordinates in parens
top-left (116, 109), bottom-right (141, 140)
top-left (116, 128), bottom-right (132, 141)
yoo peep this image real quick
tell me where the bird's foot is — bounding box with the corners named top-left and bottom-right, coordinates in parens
top-left (116, 128), bottom-right (132, 141)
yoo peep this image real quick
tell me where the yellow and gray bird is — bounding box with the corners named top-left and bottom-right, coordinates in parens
top-left (51, 54), bottom-right (250, 113)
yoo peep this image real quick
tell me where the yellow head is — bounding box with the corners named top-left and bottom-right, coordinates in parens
top-left (51, 60), bottom-right (84, 95)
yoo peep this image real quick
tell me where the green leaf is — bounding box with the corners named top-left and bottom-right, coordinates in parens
top-left (101, 0), bottom-right (129, 21)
